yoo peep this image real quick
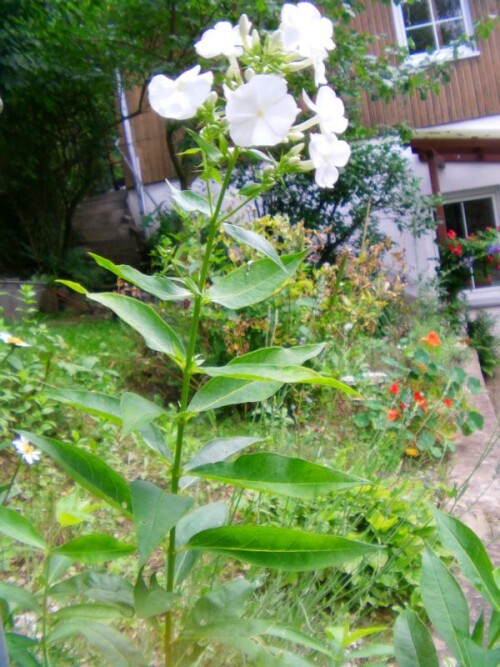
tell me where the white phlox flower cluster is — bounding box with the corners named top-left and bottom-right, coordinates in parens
top-left (147, 1), bottom-right (350, 189)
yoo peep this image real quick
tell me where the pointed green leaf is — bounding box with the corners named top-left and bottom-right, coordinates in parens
top-left (421, 550), bottom-right (469, 663)
top-left (394, 610), bottom-right (439, 667)
top-left (5, 633), bottom-right (39, 667)
top-left (432, 508), bottom-right (500, 609)
top-left (120, 392), bottom-right (167, 436)
top-left (45, 388), bottom-right (121, 423)
top-left (174, 502), bottom-right (229, 585)
top-left (20, 431), bottom-right (132, 514)
top-left (49, 571), bottom-right (134, 613)
top-left (86, 293), bottom-right (185, 363)
top-left (89, 254), bottom-right (191, 301)
top-left (189, 453), bottom-right (368, 499)
top-left (169, 184), bottom-right (210, 215)
top-left (264, 626), bottom-right (335, 658)
top-left (188, 377), bottom-right (283, 413)
top-left (56, 279), bottom-right (87, 295)
top-left (185, 526), bottom-right (380, 571)
top-left (53, 604), bottom-right (123, 622)
top-left (0, 507), bottom-right (47, 550)
top-left (182, 437), bottom-right (263, 489)
top-left (229, 343), bottom-right (325, 366)
top-left (461, 638), bottom-right (500, 667)
top-left (130, 480), bottom-right (193, 565)
top-left (185, 128), bottom-right (223, 163)
top-left (488, 609), bottom-right (500, 648)
top-left (185, 579), bottom-right (260, 631)
top-left (0, 581), bottom-right (41, 613)
top-left (48, 620), bottom-right (147, 666)
top-left (52, 534), bottom-right (135, 564)
top-left (199, 364), bottom-right (359, 395)
top-left (207, 251), bottom-right (306, 309)
top-left (134, 571), bottom-right (176, 618)
top-left (222, 223), bottom-right (286, 271)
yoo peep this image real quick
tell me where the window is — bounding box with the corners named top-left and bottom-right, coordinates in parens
top-left (392, 0), bottom-right (476, 60)
top-left (443, 195), bottom-right (500, 289)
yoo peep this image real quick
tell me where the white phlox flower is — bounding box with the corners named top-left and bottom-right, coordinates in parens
top-left (12, 435), bottom-right (41, 465)
top-left (308, 132), bottom-right (351, 188)
top-left (0, 331), bottom-right (30, 347)
top-left (225, 74), bottom-right (299, 147)
top-left (148, 66), bottom-right (213, 120)
top-left (280, 2), bottom-right (335, 85)
top-left (195, 21), bottom-right (243, 59)
top-left (302, 87), bottom-right (348, 135)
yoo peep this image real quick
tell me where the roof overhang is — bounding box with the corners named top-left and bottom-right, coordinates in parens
top-left (410, 128), bottom-right (500, 163)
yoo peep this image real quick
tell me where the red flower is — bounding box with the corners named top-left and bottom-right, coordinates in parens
top-left (420, 331), bottom-right (442, 347)
top-left (450, 243), bottom-right (463, 257)
top-left (389, 382), bottom-right (400, 396)
top-left (446, 230), bottom-right (457, 239)
top-left (387, 408), bottom-right (400, 422)
top-left (486, 255), bottom-right (495, 263)
top-left (399, 401), bottom-right (407, 412)
top-left (413, 391), bottom-right (427, 412)
top-left (443, 398), bottom-right (453, 408)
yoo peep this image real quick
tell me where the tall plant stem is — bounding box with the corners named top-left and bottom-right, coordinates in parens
top-left (164, 155), bottom-right (237, 666)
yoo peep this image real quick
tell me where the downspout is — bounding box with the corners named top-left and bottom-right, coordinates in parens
top-left (115, 71), bottom-right (146, 222)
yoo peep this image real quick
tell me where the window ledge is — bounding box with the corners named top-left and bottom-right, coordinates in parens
top-left (407, 45), bottom-right (480, 67)
top-left (463, 286), bottom-right (500, 308)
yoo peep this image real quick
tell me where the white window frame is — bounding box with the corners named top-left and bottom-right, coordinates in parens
top-left (442, 187), bottom-right (500, 306)
top-left (392, 0), bottom-right (479, 64)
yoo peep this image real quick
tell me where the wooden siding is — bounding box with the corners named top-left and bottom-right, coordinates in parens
top-left (353, 0), bottom-right (500, 129)
top-left (122, 86), bottom-right (178, 186)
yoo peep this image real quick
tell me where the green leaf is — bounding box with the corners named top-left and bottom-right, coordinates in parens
top-left (189, 453), bottom-right (369, 499)
top-left (120, 392), bottom-right (167, 436)
top-left (20, 431), bottom-right (132, 515)
top-left (56, 279), bottom-right (87, 295)
top-left (188, 377), bottom-right (283, 413)
top-left (0, 507), bottom-right (47, 550)
top-left (222, 223), bottom-right (287, 271)
top-left (488, 609), bottom-right (500, 648)
top-left (432, 508), bottom-right (500, 609)
top-left (89, 254), bottom-right (191, 301)
top-left (181, 437), bottom-right (263, 488)
top-left (130, 480), bottom-right (193, 565)
top-left (264, 626), bottom-right (335, 658)
top-left (421, 550), bottom-right (469, 663)
top-left (229, 343), bottom-right (325, 366)
top-left (0, 581), bottom-right (41, 613)
top-left (185, 128), bottom-right (223, 163)
top-left (5, 633), bottom-right (39, 667)
top-left (169, 183), bottom-right (211, 215)
top-left (207, 251), bottom-right (306, 309)
top-left (393, 610), bottom-right (439, 667)
top-left (134, 571), bottom-right (176, 618)
top-left (185, 526), bottom-right (380, 571)
top-left (174, 502), bottom-right (229, 585)
top-left (48, 620), bottom-right (147, 666)
top-left (199, 364), bottom-right (359, 395)
top-left (49, 571), bottom-right (134, 613)
top-left (52, 534), bottom-right (135, 564)
top-left (185, 579), bottom-right (260, 631)
top-left (53, 603), bottom-right (123, 622)
top-left (44, 388), bottom-right (121, 423)
top-left (86, 293), bottom-right (185, 364)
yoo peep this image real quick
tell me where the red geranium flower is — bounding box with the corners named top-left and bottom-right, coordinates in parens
top-left (446, 230), bottom-right (457, 239)
top-left (450, 243), bottom-right (463, 257)
top-left (389, 382), bottom-right (400, 396)
top-left (387, 408), bottom-right (400, 422)
top-left (486, 255), bottom-right (495, 263)
top-left (413, 391), bottom-right (427, 412)
top-left (420, 331), bottom-right (442, 347)
top-left (443, 398), bottom-right (453, 408)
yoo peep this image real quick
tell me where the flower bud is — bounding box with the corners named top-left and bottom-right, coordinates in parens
top-left (299, 159), bottom-right (315, 172)
top-left (290, 142), bottom-right (305, 156)
top-left (239, 14), bottom-right (252, 40)
top-left (288, 132), bottom-right (305, 142)
top-left (251, 29), bottom-right (261, 48)
top-left (285, 59), bottom-right (311, 72)
top-left (245, 68), bottom-right (255, 81)
top-left (288, 156), bottom-right (301, 166)
top-left (206, 91), bottom-right (218, 106)
top-left (269, 30), bottom-right (283, 50)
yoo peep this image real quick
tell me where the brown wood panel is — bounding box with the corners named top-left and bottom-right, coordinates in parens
top-left (358, 0), bottom-right (500, 129)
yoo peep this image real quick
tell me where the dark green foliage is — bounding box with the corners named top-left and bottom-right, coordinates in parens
top-left (467, 312), bottom-right (500, 378)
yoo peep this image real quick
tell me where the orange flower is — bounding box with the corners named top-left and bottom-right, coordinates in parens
top-left (387, 408), bottom-right (400, 422)
top-left (389, 382), bottom-right (400, 396)
top-left (405, 445), bottom-right (420, 458)
top-left (443, 398), bottom-right (453, 408)
top-left (420, 331), bottom-right (442, 347)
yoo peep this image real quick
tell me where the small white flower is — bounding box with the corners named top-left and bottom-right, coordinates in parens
top-left (280, 2), bottom-right (335, 85)
top-left (0, 332), bottom-right (30, 347)
top-left (309, 132), bottom-right (351, 188)
top-left (12, 436), bottom-right (41, 465)
top-left (195, 21), bottom-right (243, 59)
top-left (148, 66), bottom-right (214, 120)
top-left (303, 86), bottom-right (348, 134)
top-left (225, 74), bottom-right (299, 147)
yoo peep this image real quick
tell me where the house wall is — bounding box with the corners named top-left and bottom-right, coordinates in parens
top-left (354, 0), bottom-right (500, 129)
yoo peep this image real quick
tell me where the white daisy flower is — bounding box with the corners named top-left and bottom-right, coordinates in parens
top-left (12, 436), bottom-right (41, 465)
top-left (148, 65), bottom-right (214, 121)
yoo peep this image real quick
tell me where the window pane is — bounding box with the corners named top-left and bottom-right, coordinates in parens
top-left (402, 0), bottom-right (431, 27)
top-left (443, 202), bottom-right (465, 237)
top-left (434, 0), bottom-right (462, 20)
top-left (463, 198), bottom-right (495, 234)
top-left (439, 18), bottom-right (467, 46)
top-left (407, 26), bottom-right (436, 53)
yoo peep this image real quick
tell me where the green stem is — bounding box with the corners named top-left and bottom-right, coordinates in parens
top-left (164, 155), bottom-right (237, 666)
top-left (2, 459), bottom-right (21, 505)
top-left (40, 557), bottom-right (51, 667)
